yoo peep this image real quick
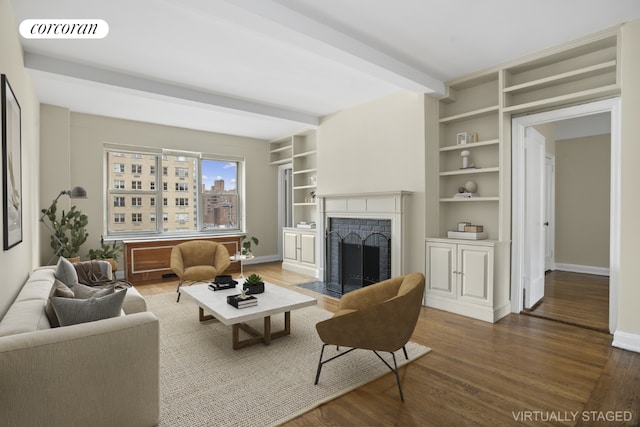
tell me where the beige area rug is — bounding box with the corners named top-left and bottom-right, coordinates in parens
top-left (146, 292), bottom-right (431, 427)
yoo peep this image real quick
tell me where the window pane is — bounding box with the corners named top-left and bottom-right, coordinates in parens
top-left (107, 151), bottom-right (158, 234)
top-left (201, 160), bottom-right (238, 230)
top-left (160, 154), bottom-right (197, 232)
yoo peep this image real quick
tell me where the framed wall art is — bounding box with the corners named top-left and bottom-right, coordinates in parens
top-left (2, 74), bottom-right (22, 250)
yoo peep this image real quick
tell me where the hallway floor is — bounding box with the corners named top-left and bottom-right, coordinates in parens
top-left (524, 270), bottom-right (609, 332)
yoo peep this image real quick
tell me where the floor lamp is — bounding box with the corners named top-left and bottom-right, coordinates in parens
top-left (40, 186), bottom-right (87, 265)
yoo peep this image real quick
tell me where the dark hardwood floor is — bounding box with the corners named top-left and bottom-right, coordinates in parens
top-left (524, 271), bottom-right (609, 332)
top-left (135, 262), bottom-right (640, 426)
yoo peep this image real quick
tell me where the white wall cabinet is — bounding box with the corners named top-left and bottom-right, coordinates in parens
top-left (425, 238), bottom-right (510, 322)
top-left (282, 228), bottom-right (317, 276)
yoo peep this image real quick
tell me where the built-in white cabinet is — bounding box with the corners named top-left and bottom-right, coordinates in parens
top-left (282, 228), bottom-right (317, 276)
top-left (425, 238), bottom-right (510, 322)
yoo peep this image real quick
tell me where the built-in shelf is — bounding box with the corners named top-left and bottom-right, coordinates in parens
top-left (439, 197), bottom-right (500, 202)
top-left (503, 60), bottom-right (616, 94)
top-left (269, 144), bottom-right (292, 153)
top-left (440, 167), bottom-right (500, 177)
top-left (293, 150), bottom-right (317, 158)
top-left (439, 105), bottom-right (499, 124)
top-left (293, 184), bottom-right (316, 190)
top-left (270, 158), bottom-right (292, 166)
top-left (293, 168), bottom-right (317, 175)
top-left (440, 139), bottom-right (499, 152)
top-left (503, 85), bottom-right (619, 114)
top-left (294, 202), bottom-right (317, 206)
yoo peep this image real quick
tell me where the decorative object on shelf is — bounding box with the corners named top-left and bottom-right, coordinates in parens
top-left (88, 235), bottom-right (122, 272)
top-left (308, 175), bottom-right (317, 185)
top-left (297, 221), bottom-right (316, 229)
top-left (456, 132), bottom-right (470, 145)
top-left (40, 186), bottom-right (89, 264)
top-left (460, 150), bottom-right (472, 169)
top-left (465, 180), bottom-right (478, 193)
top-left (243, 273), bottom-right (265, 294)
top-left (447, 230), bottom-right (488, 240)
top-left (241, 235), bottom-right (259, 256)
top-left (2, 74), bottom-right (22, 250)
top-left (457, 222), bottom-right (471, 232)
top-left (464, 225), bottom-right (484, 232)
top-left (471, 132), bottom-right (479, 143)
top-left (310, 190), bottom-right (316, 203)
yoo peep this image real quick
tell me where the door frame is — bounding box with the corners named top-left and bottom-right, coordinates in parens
top-left (511, 98), bottom-right (621, 333)
top-left (544, 153), bottom-right (556, 271)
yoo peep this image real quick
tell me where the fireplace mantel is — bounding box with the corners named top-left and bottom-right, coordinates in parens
top-left (317, 191), bottom-right (412, 280)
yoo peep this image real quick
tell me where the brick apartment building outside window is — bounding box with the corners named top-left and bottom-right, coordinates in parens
top-left (106, 148), bottom-right (241, 236)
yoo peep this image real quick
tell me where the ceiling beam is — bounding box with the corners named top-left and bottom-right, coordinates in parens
top-left (224, 0), bottom-right (445, 95)
top-left (24, 52), bottom-right (320, 126)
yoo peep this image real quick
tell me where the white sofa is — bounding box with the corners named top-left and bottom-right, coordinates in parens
top-left (0, 263), bottom-right (160, 427)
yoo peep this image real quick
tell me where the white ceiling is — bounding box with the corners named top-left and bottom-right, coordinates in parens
top-left (10, 0), bottom-right (640, 140)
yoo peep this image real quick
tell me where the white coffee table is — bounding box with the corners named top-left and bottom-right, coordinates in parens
top-left (179, 280), bottom-right (317, 349)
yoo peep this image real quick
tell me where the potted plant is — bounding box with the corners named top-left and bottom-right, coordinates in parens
top-left (241, 235), bottom-right (259, 256)
top-left (41, 200), bottom-right (88, 262)
top-left (243, 273), bottom-right (265, 294)
top-left (89, 236), bottom-right (122, 272)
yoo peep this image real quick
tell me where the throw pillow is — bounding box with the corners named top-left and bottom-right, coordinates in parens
top-left (72, 283), bottom-right (114, 299)
top-left (55, 257), bottom-right (79, 288)
top-left (44, 280), bottom-right (75, 328)
top-left (50, 289), bottom-right (128, 327)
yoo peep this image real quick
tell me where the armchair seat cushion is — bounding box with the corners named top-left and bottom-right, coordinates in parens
top-left (183, 265), bottom-right (218, 281)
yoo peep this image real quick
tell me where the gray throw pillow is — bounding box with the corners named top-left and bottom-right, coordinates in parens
top-left (45, 280), bottom-right (76, 328)
top-left (55, 257), bottom-right (79, 287)
top-left (51, 289), bottom-right (127, 327)
top-left (73, 283), bottom-right (114, 299)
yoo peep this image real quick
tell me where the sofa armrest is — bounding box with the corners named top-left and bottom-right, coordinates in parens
top-left (0, 312), bottom-right (159, 427)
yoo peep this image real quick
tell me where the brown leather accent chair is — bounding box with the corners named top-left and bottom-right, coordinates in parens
top-left (171, 240), bottom-right (231, 302)
top-left (314, 272), bottom-right (426, 401)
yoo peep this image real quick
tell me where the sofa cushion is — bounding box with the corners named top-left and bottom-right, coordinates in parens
top-left (72, 283), bottom-right (114, 299)
top-left (44, 280), bottom-right (75, 328)
top-left (51, 289), bottom-right (128, 327)
top-left (55, 257), bottom-right (79, 287)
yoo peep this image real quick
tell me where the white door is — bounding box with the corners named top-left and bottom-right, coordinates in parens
top-left (524, 127), bottom-right (546, 308)
top-left (544, 155), bottom-right (555, 271)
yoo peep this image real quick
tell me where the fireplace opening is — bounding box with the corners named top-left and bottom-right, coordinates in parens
top-left (325, 218), bottom-right (391, 295)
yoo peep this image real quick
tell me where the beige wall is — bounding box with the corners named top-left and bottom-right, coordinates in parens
top-left (38, 110), bottom-right (277, 264)
top-left (0, 0), bottom-right (40, 317)
top-left (554, 134), bottom-right (610, 268)
top-left (619, 19), bottom-right (640, 338)
top-left (317, 91), bottom-right (426, 273)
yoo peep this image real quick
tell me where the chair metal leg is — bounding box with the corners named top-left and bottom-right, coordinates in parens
top-left (176, 280), bottom-right (183, 302)
top-left (403, 345), bottom-right (409, 360)
top-left (314, 344), bottom-right (327, 385)
top-left (373, 350), bottom-right (405, 402)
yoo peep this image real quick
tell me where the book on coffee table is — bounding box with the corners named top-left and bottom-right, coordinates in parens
top-left (227, 294), bottom-right (257, 309)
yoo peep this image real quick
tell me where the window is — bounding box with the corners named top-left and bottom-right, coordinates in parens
top-left (105, 148), bottom-right (242, 237)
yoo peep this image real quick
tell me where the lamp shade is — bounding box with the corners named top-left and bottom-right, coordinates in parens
top-left (68, 186), bottom-right (87, 198)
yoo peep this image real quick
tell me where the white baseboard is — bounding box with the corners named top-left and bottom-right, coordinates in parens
top-left (612, 330), bottom-right (640, 353)
top-left (243, 254), bottom-right (281, 265)
top-left (554, 263), bottom-right (609, 276)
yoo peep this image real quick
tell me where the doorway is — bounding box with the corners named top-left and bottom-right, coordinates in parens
top-left (511, 98), bottom-right (621, 333)
top-left (277, 164), bottom-right (293, 258)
